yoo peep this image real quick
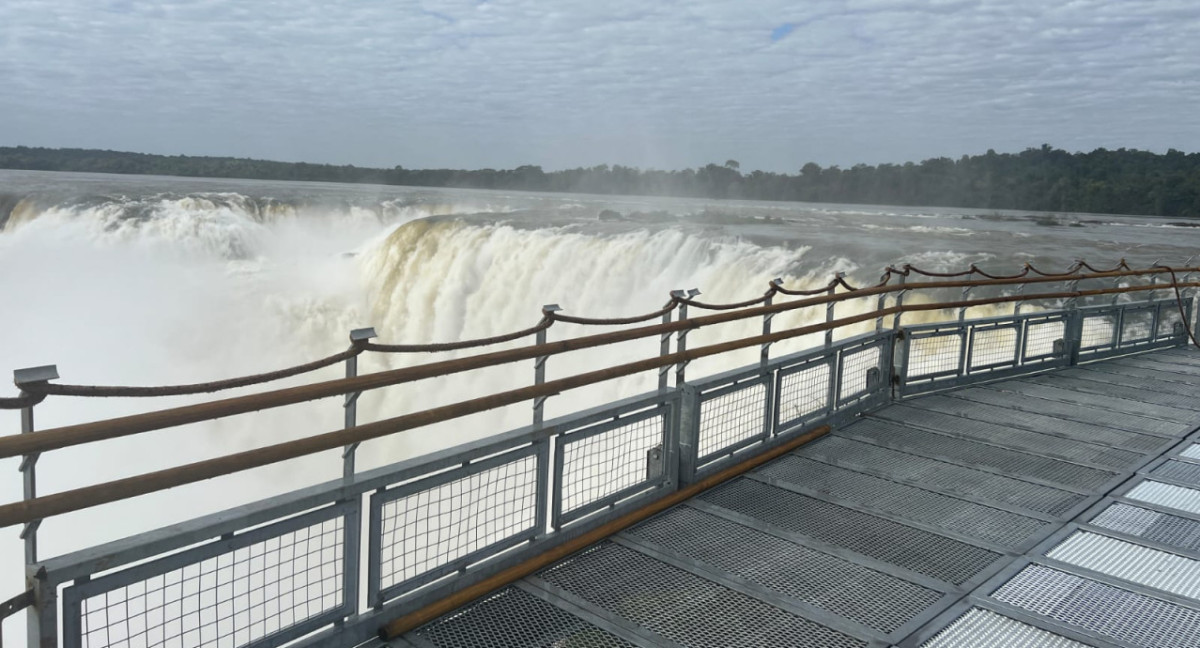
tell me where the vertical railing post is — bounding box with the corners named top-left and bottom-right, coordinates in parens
top-left (676, 384), bottom-right (700, 486)
top-left (1065, 276), bottom-right (1080, 312)
top-left (659, 296), bottom-right (678, 391)
top-left (13, 365), bottom-right (57, 567)
top-left (1065, 303), bottom-right (1083, 367)
top-left (342, 328), bottom-right (376, 480)
top-left (1063, 267), bottom-right (1082, 365)
top-left (892, 273), bottom-right (907, 332)
top-left (533, 305), bottom-right (562, 426)
top-left (761, 279), bottom-right (782, 371)
top-left (958, 284), bottom-right (972, 321)
top-left (1183, 256), bottom-right (1200, 336)
top-left (825, 274), bottom-right (842, 348)
top-left (1013, 283), bottom-right (1026, 316)
top-left (874, 281), bottom-right (889, 333)
top-left (1149, 260), bottom-right (1161, 303)
top-left (674, 289), bottom-right (700, 387)
top-left (890, 273), bottom-right (908, 399)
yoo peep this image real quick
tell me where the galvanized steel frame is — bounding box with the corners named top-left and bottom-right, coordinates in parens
top-left (24, 296), bottom-right (1196, 648)
top-left (897, 297), bottom-right (1190, 398)
top-left (60, 499), bottom-right (360, 648)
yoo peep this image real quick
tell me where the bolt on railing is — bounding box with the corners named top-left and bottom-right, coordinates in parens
top-left (13, 365), bottom-right (58, 565)
top-left (343, 328), bottom-right (377, 479)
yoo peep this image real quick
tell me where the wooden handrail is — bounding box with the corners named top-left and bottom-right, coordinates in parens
top-left (2, 266), bottom-right (1192, 460)
top-left (0, 279), bottom-right (1194, 528)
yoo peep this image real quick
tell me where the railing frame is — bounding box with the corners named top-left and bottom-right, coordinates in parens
top-left (7, 267), bottom-right (1200, 648)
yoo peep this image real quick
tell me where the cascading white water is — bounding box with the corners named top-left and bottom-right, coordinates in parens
top-left (0, 193), bottom-right (889, 567)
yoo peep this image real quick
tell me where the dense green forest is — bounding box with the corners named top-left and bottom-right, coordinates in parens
top-left (3, 144), bottom-right (1200, 217)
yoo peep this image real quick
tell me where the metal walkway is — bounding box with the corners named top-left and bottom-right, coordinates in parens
top-left (400, 347), bottom-right (1200, 648)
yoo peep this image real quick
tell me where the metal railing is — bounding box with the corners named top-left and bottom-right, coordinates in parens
top-left (2, 261), bottom-right (1198, 648)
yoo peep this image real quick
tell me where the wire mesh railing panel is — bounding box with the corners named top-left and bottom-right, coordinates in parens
top-left (837, 340), bottom-right (885, 405)
top-left (1024, 316), bottom-right (1066, 362)
top-left (775, 359), bottom-right (832, 433)
top-left (1121, 307), bottom-right (1157, 345)
top-left (370, 447), bottom-right (541, 604)
top-left (695, 378), bottom-right (770, 464)
top-left (1157, 303), bottom-right (1184, 339)
top-left (1080, 314), bottom-right (1116, 350)
top-left (63, 504), bottom-right (355, 648)
top-left (554, 406), bottom-right (668, 526)
top-left (968, 325), bottom-right (1019, 371)
top-left (907, 331), bottom-right (964, 381)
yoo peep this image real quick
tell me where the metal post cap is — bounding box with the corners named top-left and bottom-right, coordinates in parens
top-left (13, 365), bottom-right (58, 386)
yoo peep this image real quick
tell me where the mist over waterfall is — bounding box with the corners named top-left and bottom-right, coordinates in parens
top-left (2, 170), bottom-right (1197, 615)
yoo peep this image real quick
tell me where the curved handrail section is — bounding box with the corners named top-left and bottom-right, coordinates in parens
top-left (0, 259), bottom-right (1173, 407)
top-left (0, 262), bottom-right (1196, 528)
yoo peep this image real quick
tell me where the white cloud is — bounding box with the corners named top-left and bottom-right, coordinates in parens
top-left (1, 0), bottom-right (1198, 170)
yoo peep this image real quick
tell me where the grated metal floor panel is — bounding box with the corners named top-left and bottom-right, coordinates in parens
top-left (698, 477), bottom-right (1003, 585)
top-left (1150, 459), bottom-right (1200, 487)
top-left (843, 419), bottom-right (1119, 491)
top-left (919, 607), bottom-right (1097, 648)
top-left (1045, 530), bottom-right (1200, 599)
top-left (795, 436), bottom-right (1086, 517)
top-left (1110, 354), bottom-right (1200, 375)
top-left (412, 586), bottom-right (639, 648)
top-left (1126, 480), bottom-right (1200, 515)
top-left (1091, 502), bottom-right (1200, 553)
top-left (874, 405), bottom-right (1145, 469)
top-left (991, 564), bottom-right (1200, 648)
top-left (1137, 348), bottom-right (1200, 367)
top-left (914, 394), bottom-right (1168, 453)
top-left (753, 454), bottom-right (1050, 549)
top-left (991, 380), bottom-right (1200, 423)
top-left (1088, 359), bottom-right (1200, 384)
top-left (1183, 444), bottom-right (1200, 459)
top-left (536, 542), bottom-right (868, 648)
top-left (1029, 374), bottom-right (1200, 412)
top-left (1069, 366), bottom-right (1200, 396)
top-left (955, 385), bottom-right (1188, 437)
top-left (623, 506), bottom-right (942, 634)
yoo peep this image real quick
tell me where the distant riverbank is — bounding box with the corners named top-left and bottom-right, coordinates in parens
top-left (2, 144), bottom-right (1198, 218)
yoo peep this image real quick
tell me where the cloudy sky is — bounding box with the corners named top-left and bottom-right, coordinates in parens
top-left (1, 0), bottom-right (1198, 171)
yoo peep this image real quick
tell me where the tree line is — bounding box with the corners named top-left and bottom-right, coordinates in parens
top-left (2, 144), bottom-right (1199, 217)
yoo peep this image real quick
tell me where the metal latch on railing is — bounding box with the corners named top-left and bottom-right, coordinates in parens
top-left (865, 367), bottom-right (881, 391)
top-left (645, 444), bottom-right (664, 481)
